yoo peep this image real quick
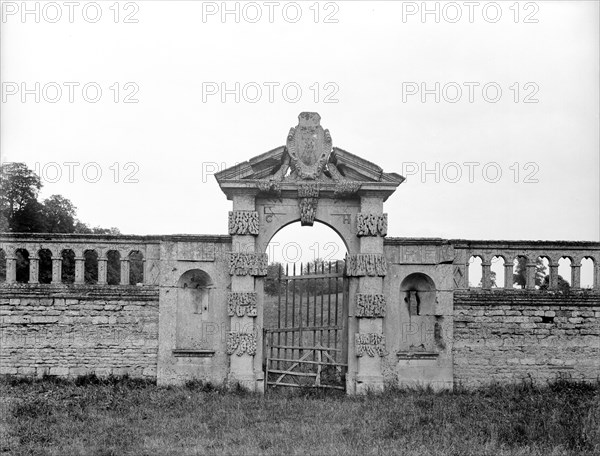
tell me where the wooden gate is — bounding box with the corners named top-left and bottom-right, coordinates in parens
top-left (264, 261), bottom-right (348, 391)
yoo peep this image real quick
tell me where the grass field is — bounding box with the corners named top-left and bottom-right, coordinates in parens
top-left (1, 376), bottom-right (599, 456)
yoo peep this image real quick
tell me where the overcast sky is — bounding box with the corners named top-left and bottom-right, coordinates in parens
top-left (2, 0), bottom-right (598, 261)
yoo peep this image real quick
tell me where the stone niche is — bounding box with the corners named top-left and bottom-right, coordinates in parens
top-left (176, 269), bottom-right (214, 349)
top-left (399, 272), bottom-right (441, 352)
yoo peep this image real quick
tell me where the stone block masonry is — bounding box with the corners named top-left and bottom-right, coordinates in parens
top-left (0, 284), bottom-right (159, 379)
top-left (453, 289), bottom-right (600, 387)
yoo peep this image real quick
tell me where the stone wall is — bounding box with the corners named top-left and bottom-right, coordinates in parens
top-left (454, 289), bottom-right (600, 387)
top-left (0, 284), bottom-right (159, 378)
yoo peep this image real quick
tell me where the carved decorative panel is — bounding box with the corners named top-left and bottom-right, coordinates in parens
top-left (228, 211), bottom-right (259, 236)
top-left (356, 293), bottom-right (386, 317)
top-left (226, 332), bottom-right (257, 356)
top-left (229, 253), bottom-right (268, 276)
top-left (356, 213), bottom-right (388, 237)
top-left (346, 254), bottom-right (387, 277)
top-left (227, 292), bottom-right (258, 317)
top-left (355, 333), bottom-right (386, 357)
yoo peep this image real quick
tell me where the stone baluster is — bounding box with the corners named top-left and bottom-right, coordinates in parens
top-left (481, 261), bottom-right (491, 289)
top-left (98, 258), bottom-right (108, 285)
top-left (51, 257), bottom-right (62, 284)
top-left (120, 258), bottom-right (130, 285)
top-left (526, 261), bottom-right (537, 289)
top-left (571, 262), bottom-right (581, 289)
top-left (549, 262), bottom-right (559, 290)
top-left (74, 256), bottom-right (85, 284)
top-left (29, 254), bottom-right (39, 284)
top-left (6, 256), bottom-right (16, 283)
top-left (504, 262), bottom-right (514, 289)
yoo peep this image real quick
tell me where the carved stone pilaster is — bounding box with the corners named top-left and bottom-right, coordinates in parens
top-left (356, 293), bottom-right (386, 317)
top-left (229, 253), bottom-right (268, 276)
top-left (355, 333), bottom-right (387, 357)
top-left (356, 213), bottom-right (388, 237)
top-left (228, 211), bottom-right (259, 235)
top-left (226, 332), bottom-right (257, 356)
top-left (345, 254), bottom-right (387, 277)
top-left (227, 292), bottom-right (258, 317)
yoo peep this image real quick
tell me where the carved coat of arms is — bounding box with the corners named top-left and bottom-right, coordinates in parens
top-left (286, 112), bottom-right (332, 180)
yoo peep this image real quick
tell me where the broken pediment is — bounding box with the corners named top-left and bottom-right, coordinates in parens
top-left (215, 112), bottom-right (405, 200)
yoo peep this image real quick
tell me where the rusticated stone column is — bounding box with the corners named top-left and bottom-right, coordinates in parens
top-left (504, 263), bottom-right (514, 289)
top-left (51, 258), bottom-right (62, 284)
top-left (98, 258), bottom-right (108, 285)
top-left (6, 256), bottom-right (16, 283)
top-left (481, 261), bottom-right (491, 289)
top-left (549, 263), bottom-right (559, 290)
top-left (526, 262), bottom-right (536, 289)
top-left (120, 259), bottom-right (130, 285)
top-left (74, 257), bottom-right (85, 284)
top-left (228, 193), bottom-right (262, 391)
top-left (571, 263), bottom-right (581, 289)
top-left (29, 256), bottom-right (39, 284)
top-left (352, 196), bottom-right (387, 393)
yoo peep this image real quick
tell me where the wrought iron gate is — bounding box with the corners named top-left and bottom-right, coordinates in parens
top-left (264, 261), bottom-right (348, 391)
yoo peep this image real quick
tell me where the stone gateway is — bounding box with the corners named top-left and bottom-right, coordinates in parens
top-left (1, 113), bottom-right (599, 393)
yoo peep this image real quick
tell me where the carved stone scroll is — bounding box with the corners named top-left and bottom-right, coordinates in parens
top-left (257, 179), bottom-right (282, 196)
top-left (355, 333), bottom-right (386, 357)
top-left (345, 254), bottom-right (387, 277)
top-left (356, 213), bottom-right (388, 237)
top-left (356, 294), bottom-right (386, 318)
top-left (229, 253), bottom-right (268, 276)
top-left (298, 182), bottom-right (320, 226)
top-left (228, 211), bottom-right (259, 236)
top-left (333, 180), bottom-right (361, 196)
top-left (226, 332), bottom-right (257, 356)
top-left (227, 292), bottom-right (258, 317)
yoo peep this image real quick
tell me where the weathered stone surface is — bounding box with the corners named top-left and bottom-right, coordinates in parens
top-left (356, 213), bottom-right (388, 237)
top-left (227, 292), bottom-right (258, 317)
top-left (346, 254), bottom-right (387, 277)
top-left (226, 332), bottom-right (257, 356)
top-left (228, 211), bottom-right (259, 236)
top-left (356, 294), bottom-right (386, 318)
top-left (228, 253), bottom-right (268, 276)
top-left (355, 333), bottom-right (386, 357)
top-left (0, 285), bottom-right (159, 379)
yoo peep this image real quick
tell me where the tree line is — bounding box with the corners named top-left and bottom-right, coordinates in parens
top-left (0, 162), bottom-right (128, 283)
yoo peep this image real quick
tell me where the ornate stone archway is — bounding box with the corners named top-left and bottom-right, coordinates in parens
top-left (216, 112), bottom-right (404, 393)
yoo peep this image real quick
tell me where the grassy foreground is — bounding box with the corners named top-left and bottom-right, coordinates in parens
top-left (1, 376), bottom-right (599, 456)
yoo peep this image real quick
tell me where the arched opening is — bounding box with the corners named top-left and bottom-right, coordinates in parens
top-left (558, 257), bottom-right (572, 288)
top-left (61, 249), bottom-right (75, 283)
top-left (264, 220), bottom-right (348, 390)
top-left (581, 257), bottom-right (594, 288)
top-left (0, 249), bottom-right (6, 282)
top-left (15, 249), bottom-right (30, 283)
top-left (176, 269), bottom-right (214, 349)
top-left (84, 250), bottom-right (98, 284)
top-left (107, 250), bottom-right (121, 285)
top-left (468, 256), bottom-right (482, 288)
top-left (38, 249), bottom-right (53, 284)
top-left (536, 256), bottom-right (550, 289)
top-left (512, 255), bottom-right (529, 289)
top-left (400, 273), bottom-right (436, 316)
top-left (129, 251), bottom-right (144, 285)
top-left (490, 255), bottom-right (505, 288)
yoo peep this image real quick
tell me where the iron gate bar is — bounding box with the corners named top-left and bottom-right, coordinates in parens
top-left (265, 260), bottom-right (348, 391)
